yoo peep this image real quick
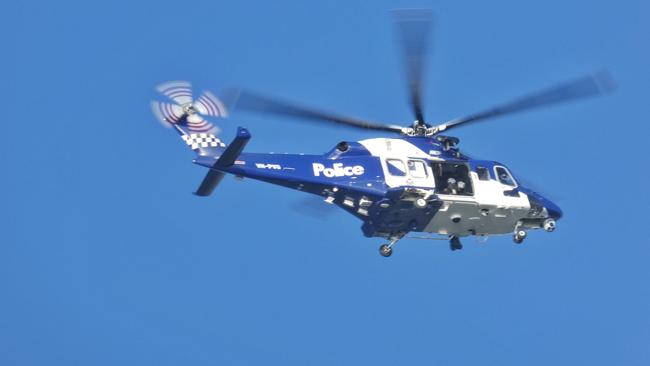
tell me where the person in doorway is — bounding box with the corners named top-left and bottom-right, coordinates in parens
top-left (444, 177), bottom-right (457, 194)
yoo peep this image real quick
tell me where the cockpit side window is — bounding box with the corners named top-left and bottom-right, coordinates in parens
top-left (476, 166), bottom-right (490, 181)
top-left (386, 159), bottom-right (407, 176)
top-left (407, 160), bottom-right (427, 178)
top-left (495, 166), bottom-right (516, 187)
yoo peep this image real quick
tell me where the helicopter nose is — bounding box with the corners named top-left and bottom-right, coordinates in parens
top-left (523, 188), bottom-right (563, 220)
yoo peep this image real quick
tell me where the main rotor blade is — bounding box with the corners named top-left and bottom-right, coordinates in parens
top-left (436, 70), bottom-right (615, 132)
top-left (224, 88), bottom-right (404, 133)
top-left (289, 196), bottom-right (338, 221)
top-left (393, 9), bottom-right (434, 125)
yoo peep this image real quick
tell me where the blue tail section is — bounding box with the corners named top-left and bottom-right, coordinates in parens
top-left (194, 127), bottom-right (251, 196)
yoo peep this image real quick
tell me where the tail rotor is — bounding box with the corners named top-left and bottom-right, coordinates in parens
top-left (151, 80), bottom-right (228, 134)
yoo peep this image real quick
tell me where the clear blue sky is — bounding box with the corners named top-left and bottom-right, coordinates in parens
top-left (2, 0), bottom-right (649, 365)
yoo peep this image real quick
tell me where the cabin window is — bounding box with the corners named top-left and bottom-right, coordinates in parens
top-left (408, 160), bottom-right (427, 178)
top-left (476, 166), bottom-right (490, 181)
top-left (431, 162), bottom-right (474, 196)
top-left (386, 159), bottom-right (407, 176)
top-left (495, 166), bottom-right (516, 187)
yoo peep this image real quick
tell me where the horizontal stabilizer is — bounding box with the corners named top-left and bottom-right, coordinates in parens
top-left (194, 170), bottom-right (226, 197)
top-left (193, 127), bottom-right (251, 197)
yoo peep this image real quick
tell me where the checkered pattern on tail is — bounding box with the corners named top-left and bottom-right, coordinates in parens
top-left (181, 133), bottom-right (226, 150)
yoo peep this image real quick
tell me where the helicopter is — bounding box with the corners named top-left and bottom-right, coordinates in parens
top-left (151, 9), bottom-right (613, 257)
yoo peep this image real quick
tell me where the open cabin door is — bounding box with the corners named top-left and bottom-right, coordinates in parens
top-left (424, 161), bottom-right (484, 236)
top-left (430, 162), bottom-right (474, 196)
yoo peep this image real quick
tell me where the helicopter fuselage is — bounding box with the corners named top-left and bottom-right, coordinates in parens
top-left (193, 133), bottom-right (563, 243)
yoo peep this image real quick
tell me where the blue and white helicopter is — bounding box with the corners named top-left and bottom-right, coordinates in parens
top-left (151, 10), bottom-right (612, 257)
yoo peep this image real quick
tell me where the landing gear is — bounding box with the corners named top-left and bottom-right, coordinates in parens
top-left (513, 229), bottom-right (527, 244)
top-left (543, 218), bottom-right (556, 232)
top-left (379, 237), bottom-right (400, 257)
top-left (450, 236), bottom-right (463, 251)
top-left (379, 244), bottom-right (393, 257)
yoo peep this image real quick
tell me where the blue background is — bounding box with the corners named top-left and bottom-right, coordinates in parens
top-left (2, 0), bottom-right (649, 365)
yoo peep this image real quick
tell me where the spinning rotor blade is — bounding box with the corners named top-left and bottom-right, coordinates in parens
top-left (151, 101), bottom-right (184, 127)
top-left (393, 9), bottom-right (434, 125)
top-left (289, 196), bottom-right (338, 221)
top-left (187, 113), bottom-right (219, 133)
top-left (435, 70), bottom-right (615, 133)
top-left (194, 91), bottom-right (229, 118)
top-left (152, 81), bottom-right (228, 133)
top-left (156, 81), bottom-right (193, 105)
top-left (225, 88), bottom-right (404, 133)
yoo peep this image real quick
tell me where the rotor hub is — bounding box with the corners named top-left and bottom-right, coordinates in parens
top-left (411, 120), bottom-right (429, 136)
top-left (182, 103), bottom-right (197, 115)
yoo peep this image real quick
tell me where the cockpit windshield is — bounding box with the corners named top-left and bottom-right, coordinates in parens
top-left (495, 166), bottom-right (516, 187)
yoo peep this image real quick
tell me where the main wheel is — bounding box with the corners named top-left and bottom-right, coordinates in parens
top-left (379, 244), bottom-right (393, 257)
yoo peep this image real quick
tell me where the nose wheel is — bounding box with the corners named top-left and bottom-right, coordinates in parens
top-left (543, 218), bottom-right (556, 232)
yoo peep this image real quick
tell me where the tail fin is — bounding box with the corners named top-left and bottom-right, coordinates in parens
top-left (194, 127), bottom-right (251, 196)
top-left (151, 80), bottom-right (229, 155)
